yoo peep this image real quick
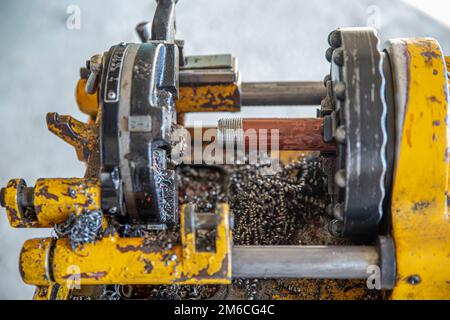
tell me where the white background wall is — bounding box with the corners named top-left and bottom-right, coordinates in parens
top-left (0, 0), bottom-right (449, 299)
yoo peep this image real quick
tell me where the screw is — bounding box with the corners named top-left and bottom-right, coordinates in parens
top-left (407, 275), bottom-right (421, 285)
top-left (323, 74), bottom-right (331, 87)
top-left (328, 30), bottom-right (342, 48)
top-left (333, 48), bottom-right (344, 66)
top-left (335, 125), bottom-right (346, 144)
top-left (333, 203), bottom-right (345, 221)
top-left (325, 47), bottom-right (334, 63)
top-left (334, 169), bottom-right (346, 188)
top-left (328, 219), bottom-right (343, 237)
top-left (334, 82), bottom-right (346, 101)
top-left (108, 90), bottom-right (117, 100)
top-left (109, 206), bottom-right (118, 214)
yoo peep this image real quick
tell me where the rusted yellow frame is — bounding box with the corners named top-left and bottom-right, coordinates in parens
top-left (3, 178), bottom-right (101, 228)
top-left (20, 204), bottom-right (232, 287)
top-left (390, 39), bottom-right (450, 299)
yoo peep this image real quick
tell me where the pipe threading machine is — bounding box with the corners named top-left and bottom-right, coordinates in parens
top-left (1, 1), bottom-right (449, 299)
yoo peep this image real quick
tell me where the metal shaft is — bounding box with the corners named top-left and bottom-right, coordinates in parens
top-left (217, 118), bottom-right (335, 152)
top-left (232, 246), bottom-right (379, 279)
top-left (241, 81), bottom-right (326, 106)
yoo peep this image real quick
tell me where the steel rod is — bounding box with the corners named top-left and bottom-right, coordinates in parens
top-left (241, 81), bottom-right (326, 106)
top-left (242, 118), bottom-right (333, 152)
top-left (232, 246), bottom-right (379, 279)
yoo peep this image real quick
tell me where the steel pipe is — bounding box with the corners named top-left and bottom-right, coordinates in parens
top-left (241, 81), bottom-right (326, 106)
top-left (232, 246), bottom-right (379, 279)
top-left (218, 118), bottom-right (335, 152)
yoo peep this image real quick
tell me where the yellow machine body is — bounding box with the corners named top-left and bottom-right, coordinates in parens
top-left (19, 204), bottom-right (232, 287)
top-left (390, 39), bottom-right (450, 299)
top-left (3, 178), bottom-right (100, 228)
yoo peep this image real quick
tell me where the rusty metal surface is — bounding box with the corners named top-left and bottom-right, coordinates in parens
top-left (1, 178), bottom-right (101, 228)
top-left (177, 83), bottom-right (240, 113)
top-left (19, 203), bottom-right (232, 286)
top-left (34, 178), bottom-right (101, 227)
top-left (242, 118), bottom-right (335, 152)
top-left (2, 179), bottom-right (38, 228)
top-left (46, 112), bottom-right (100, 178)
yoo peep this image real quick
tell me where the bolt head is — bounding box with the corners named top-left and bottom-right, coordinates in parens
top-left (328, 30), bottom-right (342, 48)
top-left (333, 203), bottom-right (345, 221)
top-left (328, 219), bottom-right (343, 237)
top-left (334, 82), bottom-right (346, 101)
top-left (89, 54), bottom-right (103, 73)
top-left (334, 169), bottom-right (346, 188)
top-left (407, 275), bottom-right (421, 285)
top-left (333, 48), bottom-right (344, 66)
top-left (335, 125), bottom-right (346, 143)
top-left (325, 47), bottom-right (334, 63)
top-left (323, 74), bottom-right (331, 87)
top-left (107, 91), bottom-right (117, 100)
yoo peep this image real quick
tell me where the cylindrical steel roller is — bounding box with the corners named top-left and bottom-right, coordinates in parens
top-left (232, 246), bottom-right (379, 279)
top-left (241, 81), bottom-right (326, 106)
top-left (218, 118), bottom-right (335, 152)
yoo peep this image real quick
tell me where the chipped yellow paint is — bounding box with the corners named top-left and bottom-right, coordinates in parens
top-left (177, 84), bottom-right (240, 113)
top-left (33, 285), bottom-right (70, 300)
top-left (76, 78), bottom-right (99, 117)
top-left (20, 238), bottom-right (54, 286)
top-left (2, 178), bottom-right (101, 228)
top-left (46, 112), bottom-right (98, 164)
top-left (20, 204), bottom-right (231, 286)
top-left (181, 204), bottom-right (232, 282)
top-left (34, 178), bottom-right (101, 227)
top-left (2, 179), bottom-right (38, 228)
top-left (391, 39), bottom-right (450, 299)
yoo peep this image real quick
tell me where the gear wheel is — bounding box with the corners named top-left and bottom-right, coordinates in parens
top-left (322, 28), bottom-right (390, 240)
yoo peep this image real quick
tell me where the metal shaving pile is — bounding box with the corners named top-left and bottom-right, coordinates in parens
top-left (230, 157), bottom-right (328, 246)
top-left (177, 165), bottom-right (228, 211)
top-left (228, 156), bottom-right (329, 299)
top-left (55, 211), bottom-right (103, 250)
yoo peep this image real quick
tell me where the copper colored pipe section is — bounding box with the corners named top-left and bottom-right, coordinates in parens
top-left (241, 118), bottom-right (334, 152)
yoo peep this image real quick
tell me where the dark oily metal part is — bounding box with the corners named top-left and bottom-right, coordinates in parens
top-left (330, 28), bottom-right (388, 240)
top-left (99, 0), bottom-right (180, 225)
top-left (325, 47), bottom-right (334, 62)
top-left (377, 51), bottom-right (396, 235)
top-left (334, 82), bottom-right (346, 101)
top-left (323, 74), bottom-right (331, 87)
top-left (377, 236), bottom-right (396, 290)
top-left (126, 42), bottom-right (178, 225)
top-left (151, 0), bottom-right (177, 42)
top-left (136, 22), bottom-right (151, 43)
top-left (328, 30), bottom-right (342, 48)
top-left (332, 48), bottom-right (344, 66)
top-left (328, 219), bottom-right (343, 237)
top-left (333, 202), bottom-right (344, 221)
top-left (100, 44), bottom-right (127, 214)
